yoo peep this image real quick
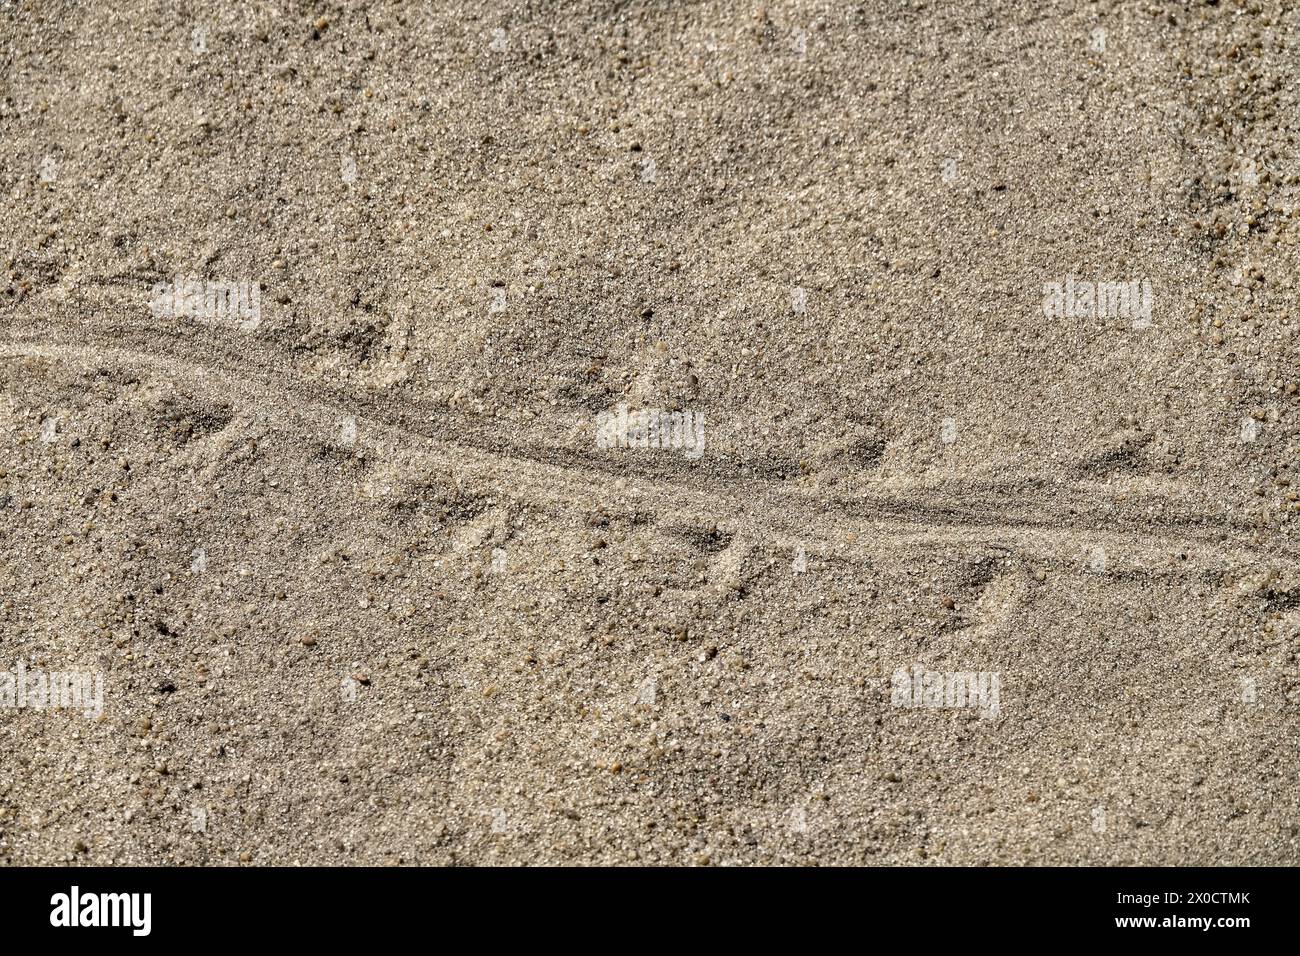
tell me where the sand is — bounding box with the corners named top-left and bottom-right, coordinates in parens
top-left (1, 0), bottom-right (1298, 865)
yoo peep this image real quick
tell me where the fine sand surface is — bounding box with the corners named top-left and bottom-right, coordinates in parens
top-left (2, 1), bottom-right (1299, 865)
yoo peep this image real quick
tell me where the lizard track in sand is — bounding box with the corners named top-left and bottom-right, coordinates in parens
top-left (0, 317), bottom-right (1288, 576)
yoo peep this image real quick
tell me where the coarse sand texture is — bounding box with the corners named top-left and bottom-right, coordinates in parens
top-left (1, 1), bottom-right (1299, 864)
